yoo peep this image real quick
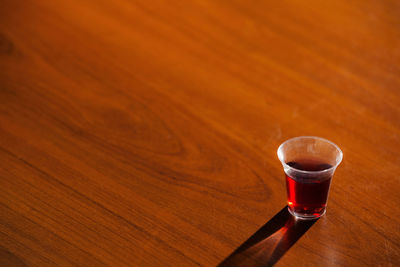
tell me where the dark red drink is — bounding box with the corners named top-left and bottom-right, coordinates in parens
top-left (285, 160), bottom-right (333, 218)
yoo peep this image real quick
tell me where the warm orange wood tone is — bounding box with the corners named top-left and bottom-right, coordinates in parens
top-left (1, 0), bottom-right (400, 266)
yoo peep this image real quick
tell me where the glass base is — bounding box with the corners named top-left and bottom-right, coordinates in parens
top-left (288, 207), bottom-right (326, 220)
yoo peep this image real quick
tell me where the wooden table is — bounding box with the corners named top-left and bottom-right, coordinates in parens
top-left (1, 0), bottom-right (400, 266)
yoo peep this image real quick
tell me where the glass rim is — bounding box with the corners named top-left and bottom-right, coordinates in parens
top-left (277, 136), bottom-right (343, 175)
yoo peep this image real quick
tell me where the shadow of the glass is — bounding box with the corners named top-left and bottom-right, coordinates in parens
top-left (218, 206), bottom-right (318, 267)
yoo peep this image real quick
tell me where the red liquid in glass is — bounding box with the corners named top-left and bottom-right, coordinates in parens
top-left (285, 160), bottom-right (333, 217)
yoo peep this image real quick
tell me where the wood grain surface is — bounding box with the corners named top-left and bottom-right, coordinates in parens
top-left (1, 0), bottom-right (400, 266)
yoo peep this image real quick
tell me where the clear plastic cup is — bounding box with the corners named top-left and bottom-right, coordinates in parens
top-left (277, 136), bottom-right (343, 220)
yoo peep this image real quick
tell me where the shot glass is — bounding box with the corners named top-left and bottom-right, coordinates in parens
top-left (277, 136), bottom-right (343, 220)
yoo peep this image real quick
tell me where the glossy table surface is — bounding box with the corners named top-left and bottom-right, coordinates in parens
top-left (1, 0), bottom-right (400, 266)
